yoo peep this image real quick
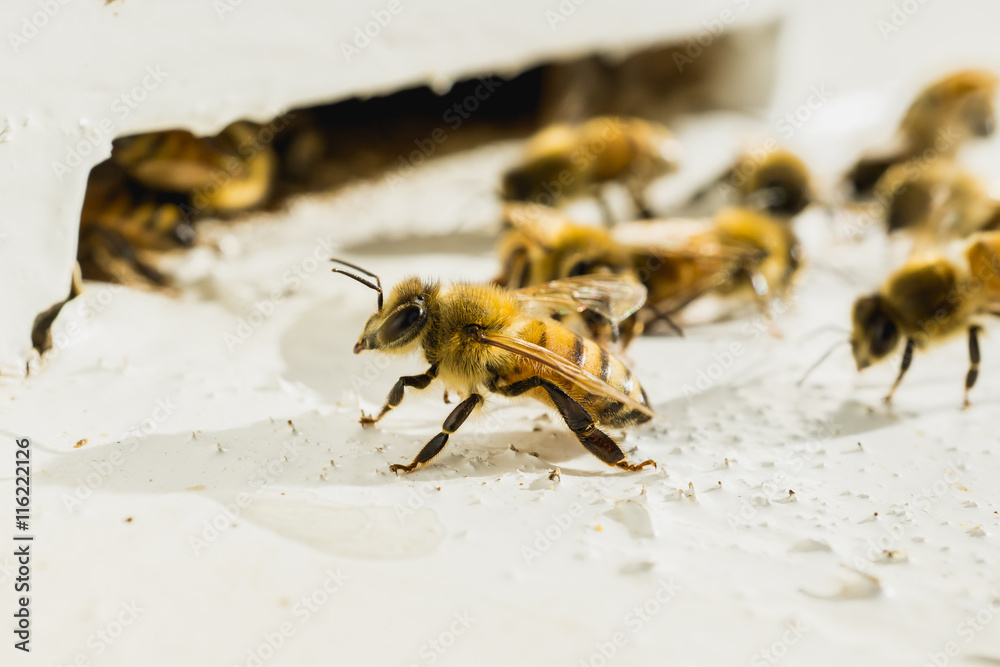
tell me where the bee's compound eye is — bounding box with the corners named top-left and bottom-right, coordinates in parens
top-left (378, 304), bottom-right (425, 344)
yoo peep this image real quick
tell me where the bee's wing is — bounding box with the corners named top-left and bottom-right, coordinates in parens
top-left (472, 331), bottom-right (655, 420)
top-left (514, 274), bottom-right (647, 325)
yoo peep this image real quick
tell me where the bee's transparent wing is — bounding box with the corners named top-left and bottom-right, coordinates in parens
top-left (471, 330), bottom-right (655, 420)
top-left (515, 274), bottom-right (647, 325)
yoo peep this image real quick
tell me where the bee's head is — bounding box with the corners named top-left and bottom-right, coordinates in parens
top-left (354, 277), bottom-right (436, 354)
top-left (850, 294), bottom-right (900, 370)
top-left (747, 153), bottom-right (812, 216)
top-left (907, 70), bottom-right (998, 142)
top-left (332, 260), bottom-right (436, 355)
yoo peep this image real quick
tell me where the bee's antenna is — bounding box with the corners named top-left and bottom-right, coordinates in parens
top-left (796, 339), bottom-right (849, 387)
top-left (331, 258), bottom-right (383, 311)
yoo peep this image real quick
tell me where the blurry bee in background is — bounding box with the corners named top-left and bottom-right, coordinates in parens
top-left (618, 207), bottom-right (801, 320)
top-left (79, 121), bottom-right (281, 286)
top-left (331, 259), bottom-right (656, 474)
top-left (496, 204), bottom-right (633, 290)
top-left (111, 120), bottom-right (278, 215)
top-left (497, 203), bottom-right (799, 343)
top-left (846, 69), bottom-right (998, 198)
top-left (501, 116), bottom-right (681, 223)
top-left (495, 205), bottom-right (647, 345)
top-left (874, 159), bottom-right (1000, 238)
top-left (77, 161), bottom-right (194, 287)
top-left (849, 231), bottom-right (1000, 407)
top-left (678, 148), bottom-right (814, 218)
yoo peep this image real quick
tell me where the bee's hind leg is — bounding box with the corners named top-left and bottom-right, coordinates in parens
top-left (964, 325), bottom-right (983, 409)
top-left (361, 364), bottom-right (438, 426)
top-left (496, 377), bottom-right (655, 472)
top-left (389, 394), bottom-right (483, 474)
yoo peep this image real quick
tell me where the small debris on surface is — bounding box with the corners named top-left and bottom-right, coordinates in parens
top-left (74, 438), bottom-right (87, 448)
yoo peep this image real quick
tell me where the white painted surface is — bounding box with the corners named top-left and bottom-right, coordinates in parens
top-left (0, 0), bottom-right (780, 372)
top-left (3, 2), bottom-right (1000, 666)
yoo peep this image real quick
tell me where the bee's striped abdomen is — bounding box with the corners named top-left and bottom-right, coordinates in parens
top-left (525, 321), bottom-right (651, 428)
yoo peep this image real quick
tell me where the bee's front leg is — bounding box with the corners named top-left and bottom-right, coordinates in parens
top-left (361, 365), bottom-right (438, 426)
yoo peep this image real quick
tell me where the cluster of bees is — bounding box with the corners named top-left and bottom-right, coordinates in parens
top-left (69, 68), bottom-right (1000, 474)
top-left (336, 69), bottom-right (1000, 474)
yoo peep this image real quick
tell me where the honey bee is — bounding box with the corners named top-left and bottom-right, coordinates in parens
top-left (850, 231), bottom-right (1000, 406)
top-left (112, 121), bottom-right (277, 214)
top-left (680, 149), bottom-right (814, 218)
top-left (77, 161), bottom-right (193, 286)
top-left (331, 258), bottom-right (656, 474)
top-left (847, 69), bottom-right (997, 197)
top-left (874, 159), bottom-right (1000, 237)
top-left (79, 121), bottom-right (279, 286)
top-left (501, 116), bottom-right (681, 222)
top-left (497, 204), bottom-right (797, 339)
top-left (620, 208), bottom-right (801, 318)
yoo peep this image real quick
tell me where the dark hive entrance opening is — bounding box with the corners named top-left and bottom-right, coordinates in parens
top-left (73, 23), bottom-right (777, 289)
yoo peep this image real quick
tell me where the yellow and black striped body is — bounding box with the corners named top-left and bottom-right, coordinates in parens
top-left (406, 282), bottom-right (650, 428)
top-left (347, 273), bottom-right (656, 472)
top-left (507, 319), bottom-right (651, 427)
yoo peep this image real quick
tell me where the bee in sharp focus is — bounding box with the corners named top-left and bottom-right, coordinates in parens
top-left (678, 148), bottom-right (814, 218)
top-left (332, 258), bottom-right (656, 474)
top-left (502, 116), bottom-right (681, 223)
top-left (873, 159), bottom-right (1000, 238)
top-left (850, 231), bottom-right (1000, 407)
top-left (846, 69), bottom-right (998, 198)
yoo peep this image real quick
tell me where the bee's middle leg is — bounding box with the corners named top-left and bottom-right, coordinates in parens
top-left (591, 186), bottom-right (617, 227)
top-left (497, 377), bottom-right (655, 471)
top-left (884, 338), bottom-right (916, 404)
top-left (389, 393), bottom-right (483, 474)
top-left (964, 325), bottom-right (983, 409)
top-left (362, 365), bottom-right (438, 426)
top-left (626, 180), bottom-right (655, 220)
